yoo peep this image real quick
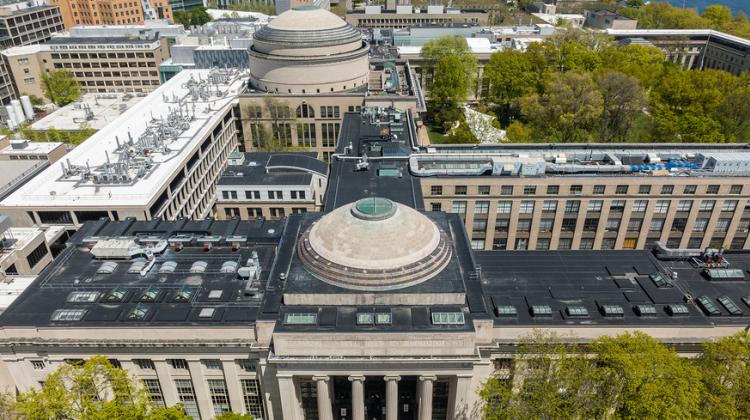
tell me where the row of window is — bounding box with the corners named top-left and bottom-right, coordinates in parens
top-left (223, 207), bottom-right (308, 219)
top-left (445, 199), bottom-right (746, 215)
top-left (431, 183), bottom-right (745, 197)
top-left (481, 235), bottom-right (747, 252)
top-left (221, 190), bottom-right (307, 201)
top-left (55, 61), bottom-right (157, 70)
top-left (50, 51), bottom-right (155, 60)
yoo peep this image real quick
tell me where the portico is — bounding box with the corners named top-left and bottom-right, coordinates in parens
top-left (275, 370), bottom-right (474, 420)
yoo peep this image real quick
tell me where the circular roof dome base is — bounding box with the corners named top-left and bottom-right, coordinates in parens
top-left (298, 198), bottom-right (453, 291)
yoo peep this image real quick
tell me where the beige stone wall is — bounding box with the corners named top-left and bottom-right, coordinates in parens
top-left (4, 51), bottom-right (45, 99)
top-left (422, 176), bottom-right (750, 251)
top-left (345, 12), bottom-right (489, 29)
top-left (50, 0), bottom-right (172, 28)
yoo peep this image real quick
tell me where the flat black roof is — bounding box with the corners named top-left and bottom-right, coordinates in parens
top-left (324, 111), bottom-right (423, 211)
top-left (475, 250), bottom-right (750, 327)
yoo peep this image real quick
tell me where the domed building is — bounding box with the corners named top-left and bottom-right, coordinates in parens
top-left (297, 197), bottom-right (452, 291)
top-left (248, 6), bottom-right (369, 94)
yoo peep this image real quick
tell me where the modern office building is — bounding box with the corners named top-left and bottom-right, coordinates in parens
top-left (0, 0), bottom-right (65, 108)
top-left (215, 152), bottom-right (328, 220)
top-left (0, 136), bottom-right (66, 201)
top-left (0, 68), bottom-right (248, 227)
top-left (2, 33), bottom-right (170, 98)
top-left (607, 28), bottom-right (750, 76)
top-left (345, 5), bottom-right (489, 29)
top-left (240, 7), bottom-right (424, 160)
top-left (49, 0), bottom-right (172, 28)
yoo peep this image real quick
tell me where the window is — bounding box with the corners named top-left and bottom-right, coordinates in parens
top-left (561, 218), bottom-right (577, 232)
top-left (472, 219), bottom-right (487, 232)
top-left (676, 200), bottom-right (692, 212)
top-left (455, 186), bottom-right (467, 195)
top-left (492, 238), bottom-right (508, 250)
top-left (516, 219), bottom-right (531, 233)
top-left (558, 238), bottom-right (572, 250)
top-left (722, 200), bottom-right (738, 212)
top-left (569, 185), bottom-right (582, 195)
top-left (564, 200), bottom-right (580, 213)
top-left (175, 379), bottom-right (199, 419)
top-left (616, 185), bottom-right (628, 194)
top-left (478, 185), bottom-right (490, 195)
top-left (474, 201), bottom-right (489, 214)
top-left (296, 103), bottom-right (315, 118)
top-left (730, 184), bottom-right (743, 194)
top-left (134, 359), bottom-right (154, 370)
top-left (500, 185), bottom-right (513, 195)
top-left (297, 123), bottom-right (316, 147)
top-left (661, 185), bottom-right (674, 194)
top-left (739, 219), bottom-right (750, 233)
top-left (208, 379), bottom-right (231, 415)
top-left (632, 200), bottom-right (647, 212)
top-left (706, 184), bottom-right (720, 194)
top-left (144, 379), bottom-right (165, 408)
top-left (610, 200), bottom-right (625, 212)
top-left (592, 185), bottom-right (605, 195)
top-left (519, 201), bottom-right (534, 214)
top-left (715, 218), bottom-right (731, 232)
top-left (536, 238), bottom-right (551, 250)
top-left (451, 201), bottom-right (467, 214)
top-left (268, 190), bottom-right (283, 200)
top-left (202, 359), bottom-right (222, 370)
top-left (241, 379), bottom-right (267, 419)
top-left (471, 240), bottom-right (485, 250)
top-left (579, 238), bottom-right (594, 250)
top-left (684, 185), bottom-right (697, 194)
top-left (650, 219), bottom-right (665, 232)
top-left (587, 200), bottom-right (603, 212)
top-left (523, 185), bottom-right (536, 195)
top-left (26, 243), bottom-right (49, 268)
top-left (31, 360), bottom-right (45, 370)
top-left (495, 219), bottom-right (509, 233)
top-left (699, 200), bottom-right (715, 211)
top-left (168, 359), bottom-right (188, 370)
top-left (496, 201), bottom-right (512, 214)
top-left (430, 203), bottom-right (442, 212)
top-left (606, 219), bottom-right (620, 231)
top-left (638, 185), bottom-right (651, 194)
top-left (431, 186), bottom-right (443, 195)
top-left (628, 219), bottom-right (643, 232)
top-left (583, 218), bottom-right (599, 232)
top-left (542, 200), bottom-right (557, 212)
top-left (693, 219), bottom-right (708, 232)
top-left (547, 185), bottom-right (559, 194)
top-left (671, 218), bottom-right (687, 233)
top-left (654, 200), bottom-right (670, 214)
top-left (515, 238), bottom-right (528, 250)
top-left (539, 218), bottom-right (554, 232)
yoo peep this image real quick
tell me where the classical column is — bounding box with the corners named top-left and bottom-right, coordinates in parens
top-left (418, 375), bottom-right (436, 420)
top-left (384, 375), bottom-right (401, 420)
top-left (313, 375), bottom-right (333, 420)
top-left (153, 360), bottom-right (179, 406)
top-left (448, 374), bottom-right (474, 420)
top-left (348, 375), bottom-right (366, 420)
top-left (221, 360), bottom-right (246, 414)
top-left (277, 374), bottom-right (302, 420)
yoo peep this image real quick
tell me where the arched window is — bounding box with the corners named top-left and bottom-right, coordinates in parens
top-left (296, 103), bottom-right (315, 118)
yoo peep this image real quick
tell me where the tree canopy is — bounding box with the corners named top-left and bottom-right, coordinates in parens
top-left (40, 69), bottom-right (82, 107)
top-left (480, 331), bottom-right (750, 420)
top-left (173, 7), bottom-right (212, 28)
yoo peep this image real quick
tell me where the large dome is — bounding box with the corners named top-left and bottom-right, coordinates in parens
top-left (248, 7), bottom-right (369, 94)
top-left (297, 198), bottom-right (452, 291)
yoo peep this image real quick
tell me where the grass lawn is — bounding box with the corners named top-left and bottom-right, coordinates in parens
top-left (426, 125), bottom-right (449, 144)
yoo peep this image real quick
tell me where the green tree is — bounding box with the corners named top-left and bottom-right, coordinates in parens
top-left (15, 356), bottom-right (187, 419)
top-left (520, 71), bottom-right (603, 142)
top-left (482, 50), bottom-right (539, 122)
top-left (592, 332), bottom-right (703, 419)
top-left (702, 5), bottom-right (733, 29)
top-left (695, 332), bottom-right (750, 419)
top-left (41, 69), bottom-right (82, 106)
top-left (421, 36), bottom-right (478, 102)
top-left (504, 121), bottom-right (533, 143)
top-left (596, 71), bottom-right (647, 142)
top-left (174, 7), bottom-right (212, 27)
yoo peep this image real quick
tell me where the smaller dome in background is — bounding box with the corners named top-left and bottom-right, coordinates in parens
top-left (297, 198), bottom-right (453, 291)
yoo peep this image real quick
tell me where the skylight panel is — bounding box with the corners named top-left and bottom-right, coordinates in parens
top-left (173, 286), bottom-right (195, 302)
top-left (51, 309), bottom-right (87, 321)
top-left (127, 304), bottom-right (150, 320)
top-left (139, 287), bottom-right (160, 302)
top-left (159, 261), bottom-right (178, 273)
top-left (717, 296), bottom-right (742, 316)
top-left (495, 305), bottom-right (517, 317)
top-left (128, 260), bottom-right (147, 274)
top-left (696, 296), bottom-right (721, 316)
top-left (566, 306), bottom-right (589, 317)
top-left (198, 308), bottom-right (215, 318)
top-left (431, 311), bottom-right (465, 325)
top-left (649, 272), bottom-right (671, 288)
top-left (375, 312), bottom-right (392, 325)
top-left (208, 290), bottom-right (223, 300)
top-left (103, 287), bottom-right (127, 302)
top-left (96, 261), bottom-right (118, 274)
top-left (356, 313), bottom-right (374, 325)
top-left (634, 305), bottom-right (657, 316)
top-left (190, 261), bottom-right (208, 273)
top-left (284, 313), bottom-right (317, 325)
top-left (67, 291), bottom-right (100, 303)
top-left (742, 295), bottom-right (750, 308)
top-left (601, 304), bottom-right (624, 317)
top-left (530, 305), bottom-right (552, 317)
top-left (220, 261), bottom-right (238, 273)
top-left (665, 304), bottom-right (689, 316)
